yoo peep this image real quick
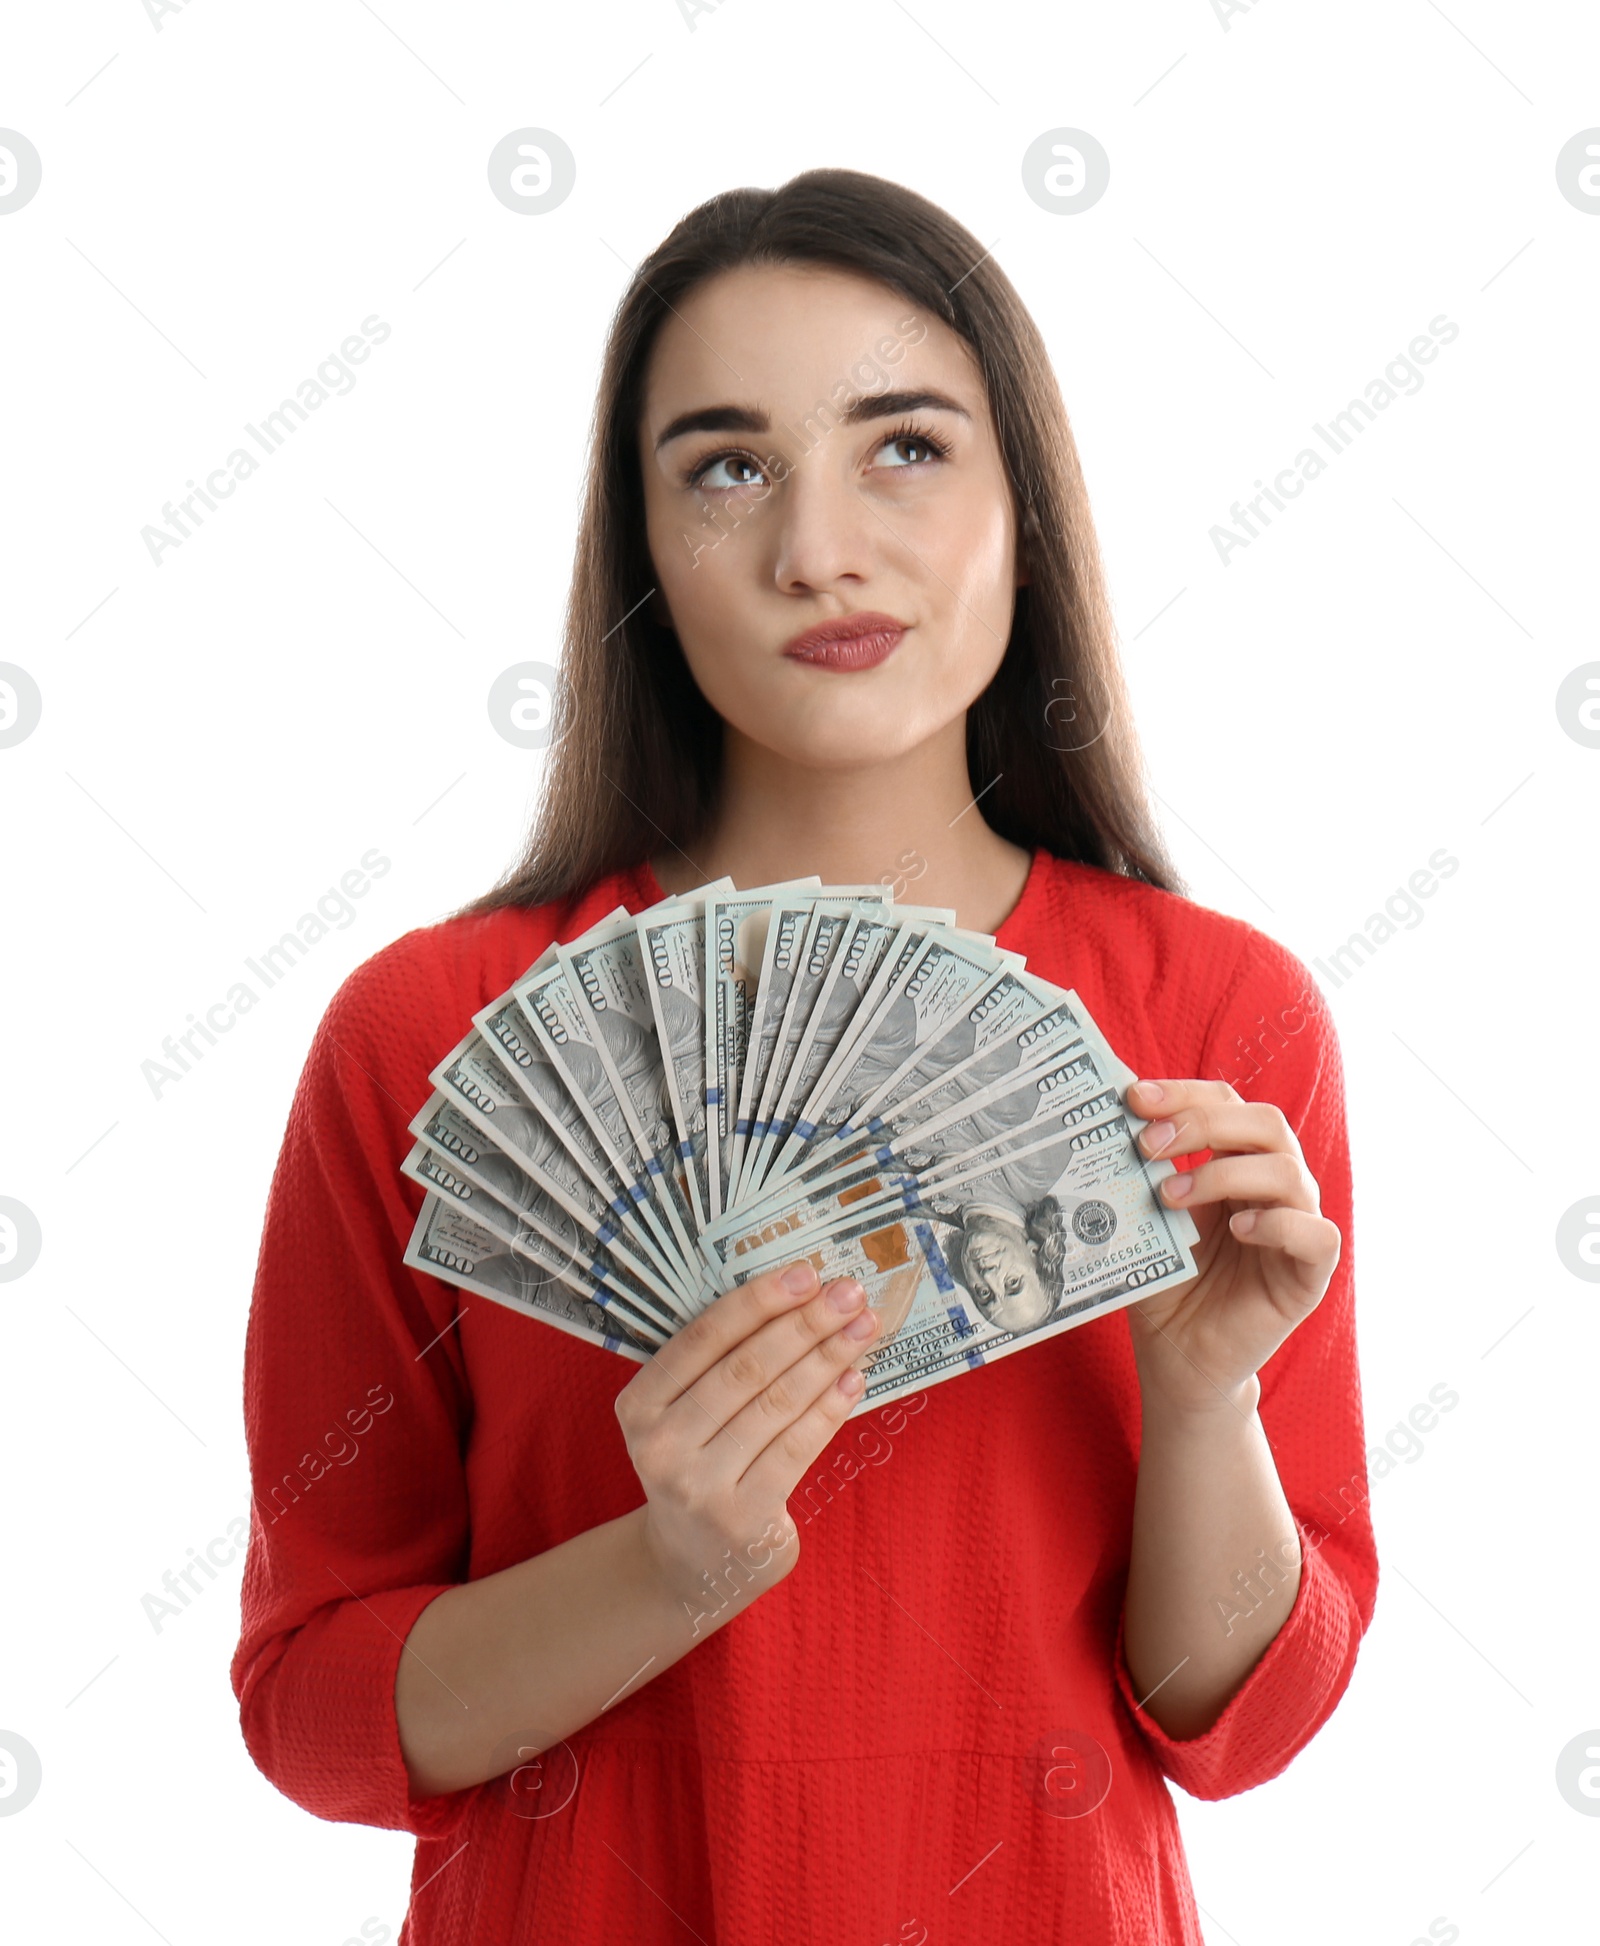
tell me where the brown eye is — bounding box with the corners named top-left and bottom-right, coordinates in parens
top-left (687, 451), bottom-right (767, 492)
top-left (879, 436), bottom-right (938, 467)
top-left (873, 423), bottom-right (953, 470)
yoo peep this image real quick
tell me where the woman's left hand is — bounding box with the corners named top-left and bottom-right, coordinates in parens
top-left (1121, 1077), bottom-right (1342, 1414)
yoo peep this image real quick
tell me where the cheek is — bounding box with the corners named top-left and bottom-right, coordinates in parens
top-left (934, 605), bottom-right (1011, 700)
top-left (928, 486), bottom-right (1015, 589)
top-left (916, 514), bottom-right (1018, 678)
top-left (656, 484), bottom-right (768, 590)
top-left (656, 520), bottom-right (768, 677)
top-left (673, 608), bottom-right (769, 726)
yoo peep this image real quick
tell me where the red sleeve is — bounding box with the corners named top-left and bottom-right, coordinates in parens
top-left (1112, 927), bottom-right (1379, 1800)
top-left (229, 940), bottom-right (479, 1838)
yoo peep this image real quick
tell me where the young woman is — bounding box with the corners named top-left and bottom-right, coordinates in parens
top-left (232, 168), bottom-right (1377, 1944)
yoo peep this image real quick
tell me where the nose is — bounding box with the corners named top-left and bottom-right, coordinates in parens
top-left (767, 450), bottom-right (878, 597)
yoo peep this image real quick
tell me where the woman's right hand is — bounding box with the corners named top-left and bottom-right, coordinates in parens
top-left (613, 1259), bottom-right (880, 1621)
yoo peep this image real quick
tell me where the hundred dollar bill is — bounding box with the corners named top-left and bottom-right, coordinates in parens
top-left (711, 1014), bottom-right (1197, 1277)
top-left (913, 1090), bottom-right (1199, 1234)
top-left (732, 898), bottom-right (885, 1208)
top-left (513, 954), bottom-right (711, 1315)
top-left (837, 974), bottom-right (1115, 1142)
top-left (731, 943), bottom-right (1054, 1232)
top-left (714, 1116), bottom-right (1200, 1412)
top-left (823, 1061), bottom-right (1202, 1264)
top-left (728, 888), bottom-right (891, 1209)
top-left (556, 909), bottom-right (711, 1302)
top-left (403, 1194), bottom-right (656, 1362)
top-left (702, 880), bottom-right (821, 1222)
top-left (737, 905), bottom-right (904, 1202)
top-left (403, 1095), bottom-right (683, 1336)
top-left (758, 905), bottom-right (961, 1192)
top-left (476, 895), bottom-right (727, 1298)
top-left (781, 924), bottom-right (1022, 1165)
top-left (430, 1029), bottom-right (695, 1321)
top-left (798, 922), bottom-right (1027, 1136)
top-left (732, 978), bottom-right (1123, 1232)
top-left (636, 894), bottom-right (721, 1235)
top-left (703, 1033), bottom-right (1121, 1272)
top-left (403, 1143), bottom-right (672, 1347)
top-left (712, 1029), bottom-right (1094, 1248)
top-left (726, 895), bottom-right (818, 1207)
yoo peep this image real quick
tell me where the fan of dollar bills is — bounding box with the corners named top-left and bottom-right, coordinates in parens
top-left (401, 877), bottom-right (1201, 1413)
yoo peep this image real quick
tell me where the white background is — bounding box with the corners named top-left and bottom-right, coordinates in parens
top-left (2, 2), bottom-right (1596, 1941)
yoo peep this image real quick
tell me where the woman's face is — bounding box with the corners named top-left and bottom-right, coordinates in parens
top-left (963, 1222), bottom-right (1051, 1333)
top-left (637, 262), bottom-right (1026, 771)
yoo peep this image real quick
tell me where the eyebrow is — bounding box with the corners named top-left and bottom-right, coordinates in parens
top-left (652, 387), bottom-right (972, 454)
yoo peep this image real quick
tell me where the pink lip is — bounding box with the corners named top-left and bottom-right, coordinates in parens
top-left (781, 611), bottom-right (910, 670)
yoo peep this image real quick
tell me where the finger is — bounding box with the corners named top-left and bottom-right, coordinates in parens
top-left (620, 1259), bottom-right (824, 1420)
top-left (1128, 1077), bottom-right (1240, 1115)
top-left (718, 1300), bottom-right (882, 1467)
top-left (667, 1273), bottom-right (876, 1451)
top-left (735, 1357), bottom-right (873, 1511)
top-left (1131, 1088), bottom-right (1301, 1166)
top-left (1160, 1150), bottom-right (1319, 1215)
top-left (1228, 1205), bottom-right (1342, 1281)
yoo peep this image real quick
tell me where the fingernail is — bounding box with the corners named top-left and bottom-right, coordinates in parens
top-left (828, 1278), bottom-right (866, 1312)
top-left (1164, 1173), bottom-right (1192, 1200)
top-left (843, 1308), bottom-right (877, 1339)
top-left (1232, 1209), bottom-right (1258, 1235)
top-left (1134, 1080), bottom-right (1164, 1106)
top-left (1144, 1119), bottom-right (1177, 1156)
top-left (782, 1261), bottom-right (818, 1295)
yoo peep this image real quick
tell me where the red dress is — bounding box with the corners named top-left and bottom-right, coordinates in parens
top-left (230, 846), bottom-right (1378, 1943)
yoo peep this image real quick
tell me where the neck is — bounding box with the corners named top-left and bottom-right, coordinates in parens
top-left (650, 716), bottom-right (1035, 935)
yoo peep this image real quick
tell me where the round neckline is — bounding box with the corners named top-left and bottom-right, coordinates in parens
top-left (631, 844), bottom-right (1050, 946)
top-left (993, 842), bottom-right (1049, 949)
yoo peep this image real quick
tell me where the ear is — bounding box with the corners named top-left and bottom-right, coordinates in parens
top-left (1015, 506), bottom-right (1037, 589)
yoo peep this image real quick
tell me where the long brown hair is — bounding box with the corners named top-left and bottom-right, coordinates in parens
top-left (458, 166), bottom-right (1184, 916)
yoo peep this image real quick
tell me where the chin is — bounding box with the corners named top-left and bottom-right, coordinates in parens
top-left (795, 728), bottom-right (929, 768)
top-left (745, 695), bottom-right (947, 766)
top-left (988, 1299), bottom-right (1050, 1334)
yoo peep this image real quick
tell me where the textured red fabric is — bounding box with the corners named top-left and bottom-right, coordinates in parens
top-left (230, 846), bottom-right (1378, 1943)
